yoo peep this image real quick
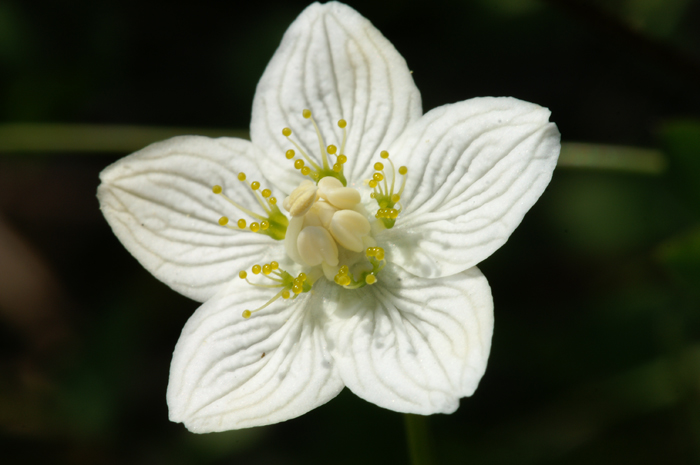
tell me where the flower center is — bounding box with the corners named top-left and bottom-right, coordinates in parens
top-left (282, 175), bottom-right (384, 288)
top-left (210, 109), bottom-right (412, 318)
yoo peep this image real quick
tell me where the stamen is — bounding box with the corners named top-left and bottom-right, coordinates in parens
top-left (212, 173), bottom-right (289, 240)
top-left (338, 119), bottom-right (347, 155)
top-left (333, 251), bottom-right (384, 289)
top-left (280, 111), bottom-right (348, 185)
top-left (285, 135), bottom-right (321, 172)
top-left (304, 110), bottom-right (329, 170)
top-left (366, 151), bottom-right (408, 229)
top-left (212, 183), bottom-right (265, 221)
top-left (242, 288), bottom-right (287, 319)
top-left (238, 264), bottom-right (313, 319)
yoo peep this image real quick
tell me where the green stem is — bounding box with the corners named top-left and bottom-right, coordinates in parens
top-left (0, 123), bottom-right (249, 153)
top-left (557, 142), bottom-right (666, 174)
top-left (0, 123), bottom-right (669, 176)
top-left (403, 413), bottom-right (435, 465)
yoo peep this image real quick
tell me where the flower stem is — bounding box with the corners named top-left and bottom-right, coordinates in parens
top-left (403, 414), bottom-right (435, 465)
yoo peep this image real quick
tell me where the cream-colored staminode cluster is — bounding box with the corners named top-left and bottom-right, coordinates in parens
top-left (283, 177), bottom-right (377, 284)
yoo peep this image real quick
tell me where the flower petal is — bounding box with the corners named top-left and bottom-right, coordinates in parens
top-left (380, 97), bottom-right (560, 278)
top-left (250, 1), bottom-right (422, 192)
top-left (167, 278), bottom-right (343, 432)
top-left (325, 265), bottom-right (493, 414)
top-left (98, 136), bottom-right (285, 302)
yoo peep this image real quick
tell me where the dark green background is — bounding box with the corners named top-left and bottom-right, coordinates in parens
top-left (2, 0), bottom-right (700, 463)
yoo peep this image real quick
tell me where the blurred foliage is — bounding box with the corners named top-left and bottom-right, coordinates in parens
top-left (2, 0), bottom-right (700, 464)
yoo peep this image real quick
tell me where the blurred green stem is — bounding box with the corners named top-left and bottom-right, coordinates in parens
top-left (0, 123), bottom-right (248, 153)
top-left (0, 123), bottom-right (668, 176)
top-left (558, 142), bottom-right (666, 174)
top-left (404, 413), bottom-right (435, 465)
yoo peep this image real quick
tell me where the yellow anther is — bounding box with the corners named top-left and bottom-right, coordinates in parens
top-left (374, 162), bottom-right (384, 171)
top-left (269, 197), bottom-right (277, 205)
top-left (298, 272), bottom-right (307, 281)
top-left (262, 189), bottom-right (271, 198)
top-left (252, 264), bottom-right (262, 274)
top-left (392, 209), bottom-right (399, 218)
top-left (212, 185), bottom-right (223, 194)
top-left (270, 261), bottom-right (279, 270)
top-left (261, 220), bottom-right (270, 230)
top-left (301, 166), bottom-right (311, 176)
top-left (373, 173), bottom-right (384, 182)
top-left (251, 181), bottom-right (260, 190)
top-left (338, 119), bottom-right (347, 128)
top-left (365, 274), bottom-right (377, 285)
top-left (369, 180), bottom-right (377, 188)
top-left (237, 219), bottom-right (246, 229)
top-left (282, 290), bottom-right (291, 299)
top-left (294, 159), bottom-right (304, 170)
top-left (366, 247), bottom-right (376, 257)
top-left (250, 222), bottom-right (260, 232)
top-left (333, 163), bottom-right (341, 172)
top-left (391, 194), bottom-right (401, 203)
top-left (303, 109), bottom-right (312, 119)
top-left (239, 271), bottom-right (247, 279)
top-left (337, 154), bottom-right (347, 164)
top-left (218, 216), bottom-right (229, 226)
top-left (262, 264), bottom-right (272, 275)
top-left (293, 284), bottom-right (303, 294)
top-left (376, 248), bottom-right (385, 261)
top-left (339, 265), bottom-right (349, 274)
top-left (282, 128), bottom-right (292, 137)
top-left (286, 149), bottom-right (295, 159)
top-left (242, 310), bottom-right (252, 319)
top-left (380, 150), bottom-right (389, 159)
top-left (327, 145), bottom-right (337, 155)
top-left (339, 275), bottom-right (351, 286)
top-left (399, 166), bottom-right (408, 175)
top-left (238, 173), bottom-right (246, 181)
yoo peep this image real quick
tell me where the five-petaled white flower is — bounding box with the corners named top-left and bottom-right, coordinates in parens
top-left (98, 2), bottom-right (560, 432)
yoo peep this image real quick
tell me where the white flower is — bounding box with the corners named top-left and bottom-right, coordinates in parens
top-left (97, 1), bottom-right (560, 433)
